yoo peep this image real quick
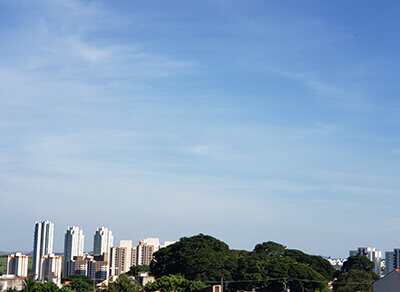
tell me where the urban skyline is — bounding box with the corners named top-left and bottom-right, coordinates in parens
top-left (1, 0), bottom-right (400, 260)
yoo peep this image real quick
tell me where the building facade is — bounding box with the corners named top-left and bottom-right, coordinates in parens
top-left (39, 254), bottom-right (62, 286)
top-left (349, 247), bottom-right (382, 276)
top-left (67, 254), bottom-right (109, 284)
top-left (110, 240), bottom-right (134, 276)
top-left (33, 220), bottom-right (54, 279)
top-left (93, 227), bottom-right (113, 255)
top-left (385, 249), bottom-right (400, 275)
top-left (63, 226), bottom-right (85, 276)
top-left (6, 253), bottom-right (29, 277)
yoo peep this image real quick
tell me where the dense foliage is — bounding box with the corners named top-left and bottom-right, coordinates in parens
top-left (108, 273), bottom-right (142, 292)
top-left (62, 274), bottom-right (95, 291)
top-left (127, 265), bottom-right (151, 276)
top-left (150, 234), bottom-right (237, 282)
top-left (333, 256), bottom-right (379, 292)
top-left (151, 234), bottom-right (334, 292)
top-left (145, 274), bottom-right (208, 292)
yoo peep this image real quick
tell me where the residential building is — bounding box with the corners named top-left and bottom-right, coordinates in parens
top-left (349, 247), bottom-right (382, 276)
top-left (6, 253), bottom-right (29, 277)
top-left (93, 227), bottom-right (113, 255)
top-left (385, 249), bottom-right (400, 275)
top-left (33, 220), bottom-right (54, 279)
top-left (0, 275), bottom-right (26, 292)
top-left (39, 254), bottom-right (62, 286)
top-left (374, 269), bottom-right (400, 292)
top-left (67, 254), bottom-right (110, 284)
top-left (136, 240), bottom-right (156, 266)
top-left (110, 240), bottom-right (134, 276)
top-left (63, 226), bottom-right (85, 276)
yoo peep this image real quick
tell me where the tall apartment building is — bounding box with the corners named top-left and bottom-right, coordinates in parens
top-left (349, 247), bottom-right (382, 276)
top-left (385, 249), bottom-right (400, 275)
top-left (7, 253), bottom-right (29, 277)
top-left (39, 254), bottom-right (62, 285)
top-left (136, 240), bottom-right (155, 266)
top-left (110, 240), bottom-right (134, 276)
top-left (33, 220), bottom-right (54, 279)
top-left (93, 227), bottom-right (113, 255)
top-left (63, 226), bottom-right (85, 276)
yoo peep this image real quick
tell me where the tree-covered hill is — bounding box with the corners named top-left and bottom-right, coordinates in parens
top-left (150, 234), bottom-right (335, 292)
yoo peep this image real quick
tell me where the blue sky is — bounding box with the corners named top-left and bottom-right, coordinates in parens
top-left (1, 0), bottom-right (400, 257)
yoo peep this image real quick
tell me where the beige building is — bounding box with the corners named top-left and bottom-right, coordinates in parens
top-left (110, 240), bottom-right (136, 276)
top-left (7, 253), bottom-right (29, 277)
top-left (39, 254), bottom-right (62, 286)
top-left (67, 254), bottom-right (110, 284)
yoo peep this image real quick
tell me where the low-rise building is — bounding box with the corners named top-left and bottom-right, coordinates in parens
top-left (39, 254), bottom-right (62, 286)
top-left (0, 275), bottom-right (26, 292)
top-left (7, 253), bottom-right (29, 277)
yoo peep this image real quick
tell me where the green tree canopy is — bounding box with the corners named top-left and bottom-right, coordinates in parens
top-left (253, 241), bottom-right (286, 258)
top-left (150, 234), bottom-right (237, 281)
top-left (108, 273), bottom-right (142, 292)
top-left (145, 274), bottom-right (208, 292)
top-left (340, 256), bottom-right (375, 273)
top-left (63, 274), bottom-right (95, 291)
top-left (127, 265), bottom-right (151, 276)
top-left (33, 282), bottom-right (60, 292)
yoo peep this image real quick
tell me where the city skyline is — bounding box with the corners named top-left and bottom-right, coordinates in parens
top-left (1, 0), bottom-right (400, 259)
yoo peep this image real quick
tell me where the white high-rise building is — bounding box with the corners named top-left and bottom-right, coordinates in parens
top-left (39, 254), bottom-right (62, 285)
top-left (7, 253), bottom-right (29, 277)
top-left (349, 247), bottom-right (382, 276)
top-left (63, 226), bottom-right (85, 276)
top-left (33, 220), bottom-right (54, 279)
top-left (93, 227), bottom-right (113, 255)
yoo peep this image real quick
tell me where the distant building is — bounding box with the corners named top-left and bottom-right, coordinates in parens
top-left (39, 254), bottom-right (62, 286)
top-left (67, 254), bottom-right (109, 284)
top-left (33, 220), bottom-right (54, 279)
top-left (0, 275), bottom-right (26, 292)
top-left (374, 269), bottom-right (400, 292)
top-left (7, 253), bottom-right (29, 277)
top-left (63, 226), bottom-right (85, 276)
top-left (110, 240), bottom-right (134, 276)
top-left (135, 238), bottom-right (175, 266)
top-left (93, 227), bottom-right (113, 255)
top-left (349, 247), bottom-right (381, 276)
top-left (385, 249), bottom-right (400, 275)
top-left (136, 240), bottom-right (156, 266)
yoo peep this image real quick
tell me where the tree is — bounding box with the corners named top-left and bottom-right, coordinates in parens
top-left (340, 256), bottom-right (375, 273)
top-left (22, 278), bottom-right (37, 292)
top-left (150, 234), bottom-right (237, 281)
top-left (108, 274), bottom-right (142, 292)
top-left (63, 274), bottom-right (95, 291)
top-left (334, 269), bottom-right (377, 292)
top-left (333, 256), bottom-right (379, 292)
top-left (127, 265), bottom-right (151, 276)
top-left (284, 249), bottom-right (335, 280)
top-left (34, 281), bottom-right (60, 292)
top-left (145, 274), bottom-right (208, 292)
top-left (253, 241), bottom-right (286, 258)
